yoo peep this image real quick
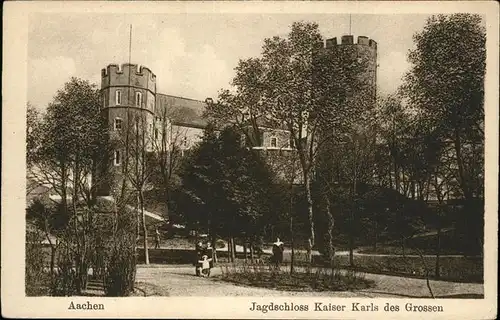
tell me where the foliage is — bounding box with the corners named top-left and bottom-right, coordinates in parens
top-left (25, 78), bottom-right (138, 296)
top-left (25, 228), bottom-right (50, 296)
top-left (402, 14), bottom-right (485, 144)
top-left (102, 205), bottom-right (137, 296)
top-left (205, 22), bottom-right (376, 263)
top-left (314, 183), bottom-right (426, 255)
top-left (179, 126), bottom-right (283, 242)
top-left (402, 13), bottom-right (485, 254)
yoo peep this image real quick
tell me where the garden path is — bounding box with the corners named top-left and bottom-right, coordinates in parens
top-left (135, 265), bottom-right (483, 298)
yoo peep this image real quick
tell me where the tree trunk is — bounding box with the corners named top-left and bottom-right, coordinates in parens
top-left (394, 161), bottom-right (400, 193)
top-left (401, 237), bottom-right (406, 258)
top-left (349, 234), bottom-right (354, 267)
top-left (211, 234), bottom-right (217, 263)
top-left (164, 188), bottom-right (170, 221)
top-left (61, 162), bottom-right (68, 214)
top-left (435, 227), bottom-right (441, 279)
top-left (453, 129), bottom-right (470, 200)
top-left (44, 220), bottom-right (57, 280)
top-left (250, 241), bottom-right (254, 263)
top-left (136, 194), bottom-right (141, 244)
top-left (290, 216), bottom-right (295, 275)
top-left (232, 237), bottom-right (237, 261)
top-left (304, 172), bottom-right (314, 265)
top-left (416, 248), bottom-right (435, 298)
top-left (73, 159), bottom-right (88, 294)
top-left (243, 242), bottom-right (247, 262)
top-left (229, 237), bottom-right (235, 262)
top-left (325, 198), bottom-right (335, 272)
top-left (139, 190), bottom-right (149, 265)
top-left (50, 243), bottom-right (56, 279)
top-left (349, 175), bottom-right (356, 267)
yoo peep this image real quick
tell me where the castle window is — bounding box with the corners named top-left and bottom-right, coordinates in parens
top-left (114, 118), bottom-right (122, 131)
top-left (154, 128), bottom-right (159, 140)
top-left (136, 92), bottom-right (142, 107)
top-left (116, 90), bottom-right (122, 105)
top-left (270, 136), bottom-right (278, 148)
top-left (114, 150), bottom-right (121, 166)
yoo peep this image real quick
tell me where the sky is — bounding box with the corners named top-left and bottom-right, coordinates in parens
top-left (28, 13), bottom-right (431, 110)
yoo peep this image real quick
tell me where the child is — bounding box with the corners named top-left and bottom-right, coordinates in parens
top-left (197, 255), bottom-right (212, 277)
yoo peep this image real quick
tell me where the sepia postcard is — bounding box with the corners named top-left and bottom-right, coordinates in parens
top-left (2, 1), bottom-right (498, 319)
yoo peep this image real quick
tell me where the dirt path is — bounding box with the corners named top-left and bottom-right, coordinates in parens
top-left (135, 265), bottom-right (483, 298)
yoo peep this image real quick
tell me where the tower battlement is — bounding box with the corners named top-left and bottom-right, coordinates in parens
top-left (101, 63), bottom-right (156, 93)
top-left (322, 35), bottom-right (377, 49)
top-left (101, 63), bottom-right (156, 81)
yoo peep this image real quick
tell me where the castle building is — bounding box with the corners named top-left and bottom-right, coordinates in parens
top-left (97, 63), bottom-right (207, 196)
top-left (96, 35), bottom-right (378, 196)
top-left (97, 63), bottom-right (296, 196)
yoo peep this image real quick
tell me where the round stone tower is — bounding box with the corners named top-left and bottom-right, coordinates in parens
top-left (312, 36), bottom-right (378, 253)
top-left (323, 35), bottom-right (377, 110)
top-left (314, 35), bottom-right (378, 184)
top-left (97, 63), bottom-right (157, 196)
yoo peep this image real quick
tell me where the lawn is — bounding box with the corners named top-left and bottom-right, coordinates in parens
top-left (218, 263), bottom-right (374, 292)
top-left (316, 254), bottom-right (483, 283)
top-left (357, 246), bottom-right (466, 255)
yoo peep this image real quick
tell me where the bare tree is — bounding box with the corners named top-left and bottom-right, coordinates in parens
top-left (124, 112), bottom-right (155, 265)
top-left (151, 107), bottom-right (193, 220)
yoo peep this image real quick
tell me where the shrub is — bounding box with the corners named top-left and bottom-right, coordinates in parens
top-left (25, 229), bottom-right (50, 296)
top-left (218, 262), bottom-right (373, 292)
top-left (50, 247), bottom-right (78, 296)
top-left (103, 244), bottom-right (136, 296)
top-left (102, 206), bottom-right (138, 297)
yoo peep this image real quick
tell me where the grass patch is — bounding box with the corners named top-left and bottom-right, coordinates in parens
top-left (357, 246), bottom-right (465, 256)
top-left (217, 263), bottom-right (374, 292)
top-left (316, 255), bottom-right (483, 283)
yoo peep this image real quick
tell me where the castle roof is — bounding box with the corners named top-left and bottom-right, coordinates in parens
top-left (156, 93), bottom-right (207, 128)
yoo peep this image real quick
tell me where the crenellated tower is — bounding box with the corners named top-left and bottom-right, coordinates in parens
top-left (97, 63), bottom-right (157, 196)
top-left (314, 35), bottom-right (378, 183)
top-left (319, 35), bottom-right (377, 110)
